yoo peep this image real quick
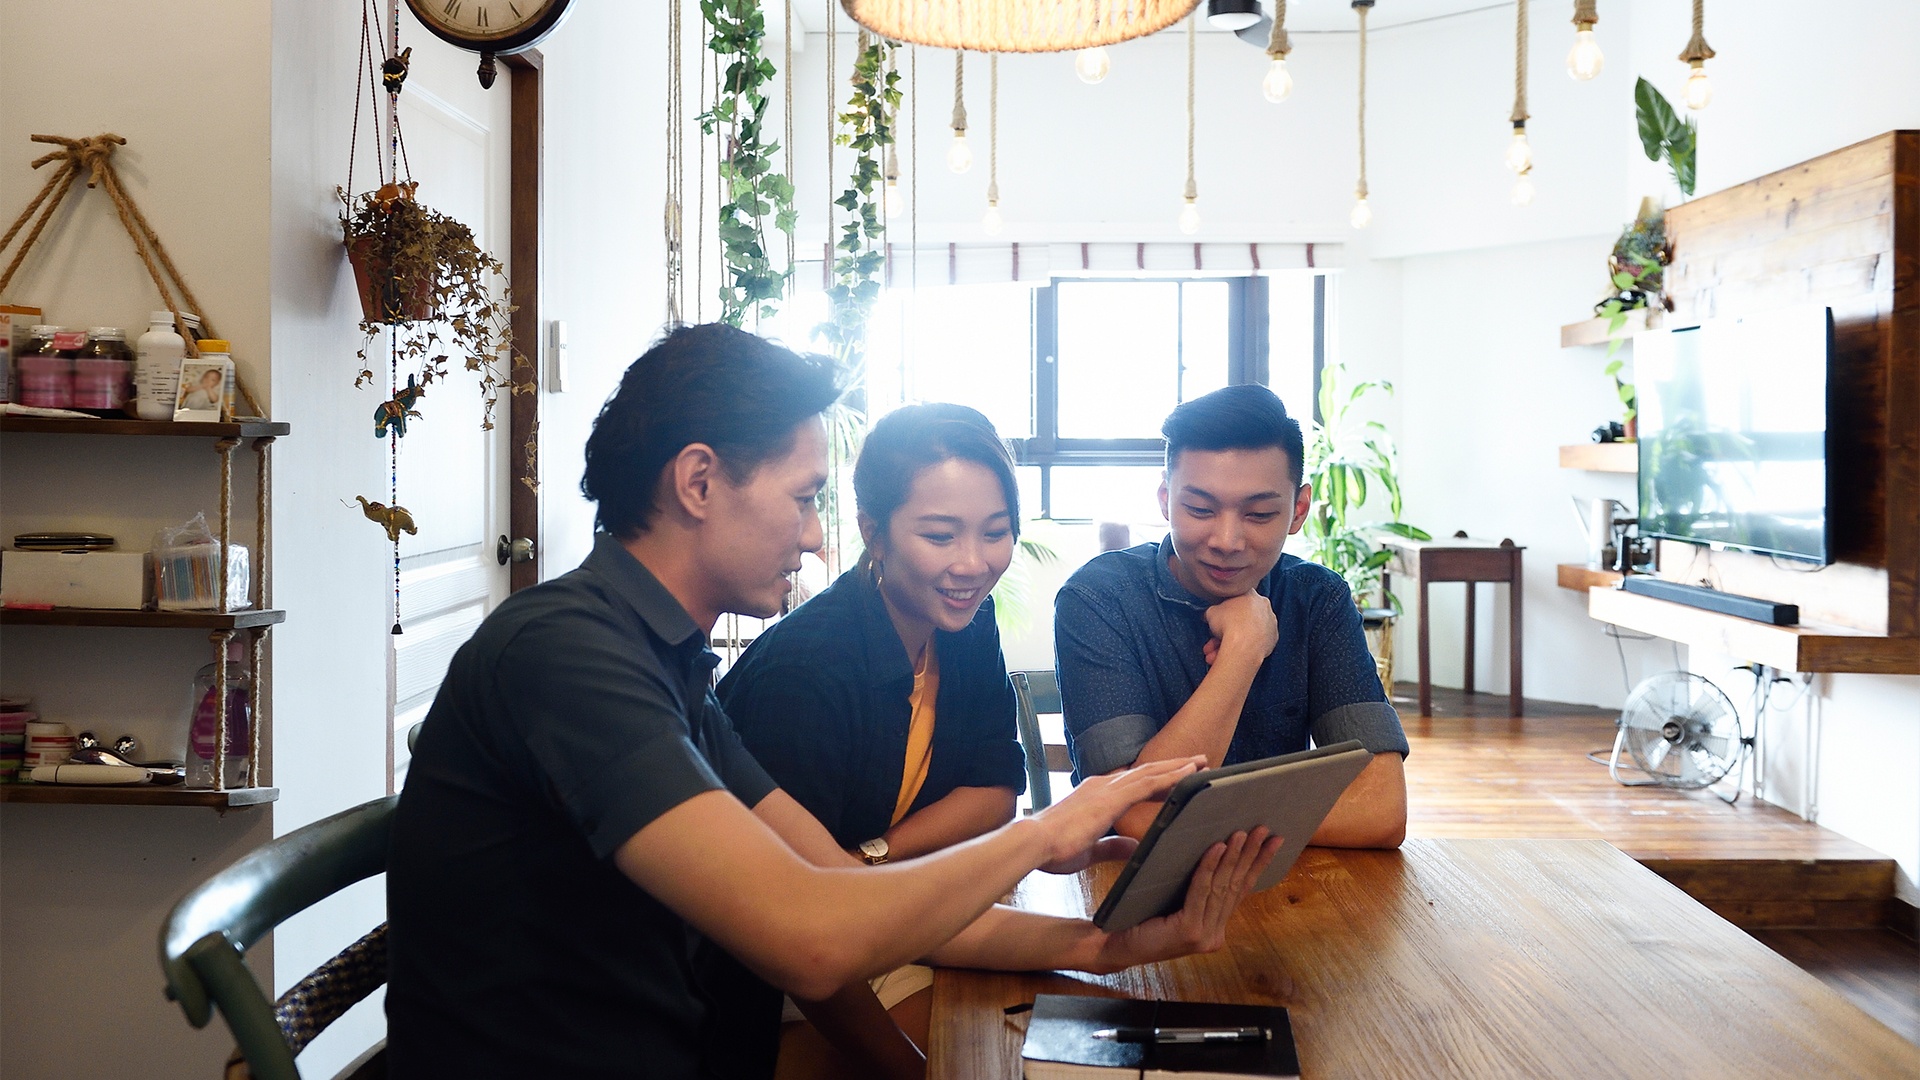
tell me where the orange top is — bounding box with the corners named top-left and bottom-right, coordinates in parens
top-left (891, 638), bottom-right (939, 826)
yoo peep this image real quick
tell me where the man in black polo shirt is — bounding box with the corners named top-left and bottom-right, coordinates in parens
top-left (386, 325), bottom-right (1282, 1080)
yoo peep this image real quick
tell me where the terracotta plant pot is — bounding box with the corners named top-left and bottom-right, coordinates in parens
top-left (345, 234), bottom-right (437, 325)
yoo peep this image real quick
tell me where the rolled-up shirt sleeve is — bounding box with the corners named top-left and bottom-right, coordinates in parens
top-left (1054, 585), bottom-right (1165, 781)
top-left (1305, 587), bottom-right (1410, 758)
top-left (494, 609), bottom-right (734, 860)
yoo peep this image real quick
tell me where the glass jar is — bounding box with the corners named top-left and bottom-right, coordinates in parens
top-left (74, 327), bottom-right (133, 414)
top-left (17, 325), bottom-right (73, 409)
top-left (185, 658), bottom-right (250, 788)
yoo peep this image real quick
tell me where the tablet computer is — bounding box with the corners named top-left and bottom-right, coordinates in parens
top-left (1092, 740), bottom-right (1375, 932)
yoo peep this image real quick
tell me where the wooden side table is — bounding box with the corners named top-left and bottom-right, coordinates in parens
top-left (1380, 533), bottom-right (1525, 717)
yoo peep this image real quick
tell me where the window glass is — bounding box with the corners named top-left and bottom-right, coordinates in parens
top-left (1015, 465), bottom-right (1045, 526)
top-left (1268, 273), bottom-right (1318, 421)
top-left (1179, 281), bottom-right (1230, 402)
top-left (868, 284), bottom-right (1035, 439)
top-left (1049, 465), bottom-right (1167, 524)
top-left (1056, 281), bottom-right (1180, 438)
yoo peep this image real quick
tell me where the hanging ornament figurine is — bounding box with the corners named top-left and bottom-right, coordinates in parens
top-left (373, 374), bottom-right (425, 438)
top-left (354, 496), bottom-right (419, 544)
top-left (381, 46), bottom-right (412, 94)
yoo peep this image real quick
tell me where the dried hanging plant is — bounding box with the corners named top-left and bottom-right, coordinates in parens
top-left (340, 183), bottom-right (527, 430)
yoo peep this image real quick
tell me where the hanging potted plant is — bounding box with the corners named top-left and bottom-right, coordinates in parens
top-left (339, 181), bottom-right (521, 429)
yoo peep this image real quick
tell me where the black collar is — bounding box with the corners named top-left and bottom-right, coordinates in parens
top-left (583, 532), bottom-right (705, 651)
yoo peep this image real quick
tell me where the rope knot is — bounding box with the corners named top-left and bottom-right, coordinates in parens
top-left (29, 133), bottom-right (126, 188)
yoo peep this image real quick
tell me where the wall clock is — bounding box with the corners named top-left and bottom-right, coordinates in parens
top-left (404, 0), bottom-right (574, 87)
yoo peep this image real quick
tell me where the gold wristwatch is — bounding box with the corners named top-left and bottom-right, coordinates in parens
top-left (858, 837), bottom-right (890, 865)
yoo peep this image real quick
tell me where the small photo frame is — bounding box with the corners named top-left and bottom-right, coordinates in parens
top-left (173, 359), bottom-right (229, 422)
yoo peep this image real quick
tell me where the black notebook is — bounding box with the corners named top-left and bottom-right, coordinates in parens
top-left (1020, 995), bottom-right (1300, 1080)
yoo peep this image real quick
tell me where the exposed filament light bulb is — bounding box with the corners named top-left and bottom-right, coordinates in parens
top-left (982, 200), bottom-right (1003, 235)
top-left (885, 177), bottom-right (902, 218)
top-left (1566, 28), bottom-right (1603, 80)
top-left (1684, 61), bottom-right (1712, 109)
top-left (1511, 168), bottom-right (1535, 206)
top-left (1350, 197), bottom-right (1372, 229)
top-left (1178, 197), bottom-right (1201, 235)
top-left (1262, 57), bottom-right (1293, 103)
top-left (1074, 46), bottom-right (1110, 84)
top-left (1504, 127), bottom-right (1532, 172)
top-left (947, 132), bottom-right (973, 173)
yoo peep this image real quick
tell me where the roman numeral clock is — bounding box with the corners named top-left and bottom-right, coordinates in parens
top-left (405, 0), bottom-right (573, 87)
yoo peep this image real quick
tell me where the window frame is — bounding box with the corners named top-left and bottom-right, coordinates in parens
top-left (1009, 274), bottom-right (1324, 519)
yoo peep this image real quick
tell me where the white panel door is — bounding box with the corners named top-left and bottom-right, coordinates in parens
top-left (385, 19), bottom-right (513, 791)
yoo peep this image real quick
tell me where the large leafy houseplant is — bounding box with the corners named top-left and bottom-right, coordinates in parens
top-left (1635, 77), bottom-right (1696, 198)
top-left (1300, 365), bottom-right (1429, 609)
top-left (340, 183), bottom-right (523, 430)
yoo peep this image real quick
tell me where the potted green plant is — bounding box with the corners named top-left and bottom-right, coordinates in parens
top-left (1300, 365), bottom-right (1430, 611)
top-left (340, 181), bottom-right (521, 429)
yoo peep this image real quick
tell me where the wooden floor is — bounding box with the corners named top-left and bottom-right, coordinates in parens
top-left (1397, 683), bottom-right (1919, 1046)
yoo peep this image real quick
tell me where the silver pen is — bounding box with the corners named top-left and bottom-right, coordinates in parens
top-left (1090, 1026), bottom-right (1270, 1044)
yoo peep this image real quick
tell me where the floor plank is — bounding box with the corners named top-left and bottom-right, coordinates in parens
top-left (1395, 683), bottom-right (1889, 863)
top-left (1749, 929), bottom-right (1920, 1045)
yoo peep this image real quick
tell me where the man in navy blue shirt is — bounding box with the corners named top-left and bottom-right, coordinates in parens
top-left (1055, 385), bottom-right (1410, 844)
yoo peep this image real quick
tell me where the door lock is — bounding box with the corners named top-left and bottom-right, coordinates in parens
top-left (497, 535), bottom-right (536, 566)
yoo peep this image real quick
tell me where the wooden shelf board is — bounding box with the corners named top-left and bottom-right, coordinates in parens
top-left (1587, 586), bottom-right (1920, 674)
top-left (1557, 564), bottom-right (1626, 591)
top-left (0, 785), bottom-right (278, 807)
top-left (0, 608), bottom-right (285, 629)
top-left (1561, 307), bottom-right (1651, 348)
top-left (1, 417), bottom-right (288, 438)
top-left (1558, 442), bottom-right (1639, 473)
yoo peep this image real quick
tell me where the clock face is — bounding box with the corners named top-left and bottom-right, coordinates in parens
top-left (407, 0), bottom-right (569, 50)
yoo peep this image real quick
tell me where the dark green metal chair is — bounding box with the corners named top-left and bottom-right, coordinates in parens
top-left (160, 721), bottom-right (423, 1080)
top-left (1011, 670), bottom-right (1072, 810)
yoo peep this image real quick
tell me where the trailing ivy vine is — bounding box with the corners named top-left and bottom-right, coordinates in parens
top-left (818, 36), bottom-right (899, 368)
top-left (701, 0), bottom-right (795, 327)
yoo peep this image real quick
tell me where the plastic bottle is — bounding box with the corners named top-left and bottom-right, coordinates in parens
top-left (186, 652), bottom-right (250, 789)
top-left (134, 312), bottom-right (191, 420)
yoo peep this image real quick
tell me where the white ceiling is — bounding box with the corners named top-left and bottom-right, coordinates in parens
top-left (780, 0), bottom-right (1514, 38)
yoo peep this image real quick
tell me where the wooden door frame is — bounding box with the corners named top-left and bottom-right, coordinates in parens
top-left (504, 49), bottom-right (542, 591)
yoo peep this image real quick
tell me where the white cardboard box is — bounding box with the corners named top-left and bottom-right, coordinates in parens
top-left (1, 550), bottom-right (152, 610)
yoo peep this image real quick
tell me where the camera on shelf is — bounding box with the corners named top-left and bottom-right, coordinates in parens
top-left (1591, 420), bottom-right (1627, 443)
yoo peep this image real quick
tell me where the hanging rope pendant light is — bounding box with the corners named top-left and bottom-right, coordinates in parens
top-left (1509, 0), bottom-right (1535, 205)
top-left (1263, 0), bottom-right (1293, 103)
top-left (1350, 0), bottom-right (1372, 229)
top-left (842, 0), bottom-right (1200, 52)
top-left (947, 51), bottom-right (973, 172)
top-left (1679, 0), bottom-right (1714, 110)
top-left (1179, 12), bottom-right (1200, 234)
top-left (1567, 0), bottom-right (1602, 81)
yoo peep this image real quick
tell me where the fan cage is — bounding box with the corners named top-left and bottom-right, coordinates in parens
top-left (1615, 671), bottom-right (1743, 790)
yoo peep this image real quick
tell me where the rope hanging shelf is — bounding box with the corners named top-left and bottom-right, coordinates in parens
top-left (0, 132), bottom-right (265, 418)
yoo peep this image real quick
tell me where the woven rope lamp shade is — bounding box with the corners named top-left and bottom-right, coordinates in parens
top-left (841, 0), bottom-right (1201, 52)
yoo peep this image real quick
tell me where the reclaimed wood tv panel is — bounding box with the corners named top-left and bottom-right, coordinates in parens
top-left (1659, 130), bottom-right (1918, 641)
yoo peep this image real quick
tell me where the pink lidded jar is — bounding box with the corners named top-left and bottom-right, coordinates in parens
top-left (73, 327), bottom-right (133, 413)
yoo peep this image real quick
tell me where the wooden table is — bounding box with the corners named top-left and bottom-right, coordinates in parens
top-left (929, 839), bottom-right (1920, 1079)
top-left (1380, 535), bottom-right (1525, 717)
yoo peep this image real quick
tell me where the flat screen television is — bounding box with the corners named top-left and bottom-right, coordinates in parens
top-left (1634, 305), bottom-right (1832, 564)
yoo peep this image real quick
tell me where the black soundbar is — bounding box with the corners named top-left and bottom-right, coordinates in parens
top-left (1621, 576), bottom-right (1799, 626)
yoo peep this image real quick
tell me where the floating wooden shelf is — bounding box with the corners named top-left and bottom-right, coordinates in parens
top-left (1558, 442), bottom-right (1638, 473)
top-left (1561, 307), bottom-right (1651, 348)
top-left (1587, 586), bottom-right (1920, 674)
top-left (1557, 564), bottom-right (1626, 591)
top-left (0, 608), bottom-right (286, 629)
top-left (1, 417), bottom-right (288, 438)
top-left (0, 785), bottom-right (278, 807)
